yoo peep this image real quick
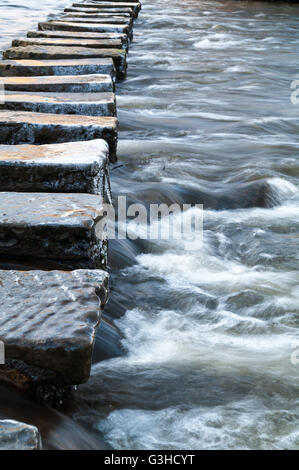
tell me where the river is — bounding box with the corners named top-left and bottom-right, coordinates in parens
top-left (0, 0), bottom-right (299, 450)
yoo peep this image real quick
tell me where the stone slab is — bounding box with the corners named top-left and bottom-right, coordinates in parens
top-left (0, 420), bottom-right (41, 450)
top-left (0, 91), bottom-right (116, 117)
top-left (27, 29), bottom-right (128, 44)
top-left (72, 2), bottom-right (141, 16)
top-left (62, 11), bottom-right (131, 19)
top-left (0, 269), bottom-right (109, 386)
top-left (65, 6), bottom-right (135, 16)
top-left (38, 21), bottom-right (131, 38)
top-left (13, 37), bottom-right (123, 50)
top-left (0, 139), bottom-right (109, 194)
top-left (0, 110), bottom-right (118, 161)
top-left (0, 192), bottom-right (107, 268)
top-left (0, 58), bottom-right (115, 80)
top-left (1, 74), bottom-right (113, 93)
top-left (60, 14), bottom-right (133, 26)
top-left (89, 0), bottom-right (140, 2)
top-left (3, 46), bottom-right (126, 80)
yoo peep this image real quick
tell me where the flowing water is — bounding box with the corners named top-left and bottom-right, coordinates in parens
top-left (0, 0), bottom-right (299, 450)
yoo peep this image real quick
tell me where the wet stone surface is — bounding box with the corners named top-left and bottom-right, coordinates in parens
top-left (0, 192), bottom-right (108, 268)
top-left (38, 20), bottom-right (131, 38)
top-left (13, 37), bottom-right (123, 50)
top-left (0, 139), bottom-right (109, 194)
top-left (0, 110), bottom-right (118, 160)
top-left (3, 46), bottom-right (126, 79)
top-left (57, 16), bottom-right (133, 32)
top-left (27, 29), bottom-right (128, 49)
top-left (61, 12), bottom-right (132, 20)
top-left (26, 31), bottom-right (128, 52)
top-left (65, 7), bottom-right (135, 17)
top-left (1, 74), bottom-right (114, 93)
top-left (72, 2), bottom-right (141, 17)
top-left (0, 269), bottom-right (109, 386)
top-left (0, 58), bottom-right (115, 80)
top-left (59, 14), bottom-right (133, 27)
top-left (0, 90), bottom-right (116, 117)
top-left (0, 420), bottom-right (41, 450)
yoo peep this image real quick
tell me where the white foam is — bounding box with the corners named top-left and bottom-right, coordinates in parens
top-left (194, 33), bottom-right (266, 51)
top-left (98, 398), bottom-right (299, 450)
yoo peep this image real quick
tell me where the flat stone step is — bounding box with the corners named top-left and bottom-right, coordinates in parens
top-left (3, 46), bottom-right (126, 80)
top-left (62, 11), bottom-right (132, 19)
top-left (0, 420), bottom-right (41, 450)
top-left (27, 30), bottom-right (128, 51)
top-left (0, 269), bottom-right (109, 389)
top-left (72, 2), bottom-right (141, 16)
top-left (65, 6), bottom-right (135, 16)
top-left (89, 0), bottom-right (140, 2)
top-left (38, 21), bottom-right (131, 38)
top-left (2, 74), bottom-right (113, 93)
top-left (13, 37), bottom-right (123, 50)
top-left (0, 110), bottom-right (118, 161)
top-left (88, 0), bottom-right (140, 3)
top-left (0, 192), bottom-right (107, 268)
top-left (0, 58), bottom-right (115, 79)
top-left (60, 14), bottom-right (133, 25)
top-left (0, 91), bottom-right (116, 117)
top-left (0, 139), bottom-right (109, 194)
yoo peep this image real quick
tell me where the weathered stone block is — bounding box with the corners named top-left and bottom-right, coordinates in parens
top-left (62, 11), bottom-right (131, 19)
top-left (39, 20), bottom-right (130, 36)
top-left (27, 30), bottom-right (128, 51)
top-left (0, 110), bottom-right (118, 161)
top-left (2, 74), bottom-right (113, 93)
top-left (0, 58), bottom-right (115, 80)
top-left (65, 6), bottom-right (135, 17)
top-left (60, 14), bottom-right (132, 27)
top-left (3, 46), bottom-right (126, 80)
top-left (72, 2), bottom-right (141, 17)
top-left (0, 91), bottom-right (116, 117)
top-left (0, 269), bottom-right (109, 386)
top-left (13, 37), bottom-right (123, 50)
top-left (0, 139), bottom-right (109, 194)
top-left (0, 192), bottom-right (108, 268)
top-left (0, 420), bottom-right (41, 450)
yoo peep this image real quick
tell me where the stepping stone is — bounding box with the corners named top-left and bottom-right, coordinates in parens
top-left (0, 111), bottom-right (118, 161)
top-left (60, 14), bottom-right (133, 26)
top-left (2, 74), bottom-right (114, 93)
top-left (13, 37), bottom-right (123, 50)
top-left (0, 58), bottom-right (115, 80)
top-left (62, 11), bottom-right (132, 19)
top-left (3, 46), bottom-right (126, 80)
top-left (65, 6), bottom-right (135, 17)
top-left (0, 139), bottom-right (109, 194)
top-left (38, 21), bottom-right (131, 38)
top-left (72, 2), bottom-right (141, 17)
top-left (0, 192), bottom-right (108, 269)
top-left (0, 420), bottom-right (42, 450)
top-left (0, 269), bottom-right (109, 388)
top-left (27, 30), bottom-right (129, 51)
top-left (0, 91), bottom-right (116, 117)
top-left (88, 0), bottom-right (140, 3)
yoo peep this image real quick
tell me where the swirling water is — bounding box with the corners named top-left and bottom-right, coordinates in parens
top-left (1, 0), bottom-right (299, 450)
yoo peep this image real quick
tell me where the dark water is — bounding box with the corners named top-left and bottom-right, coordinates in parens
top-left (1, 0), bottom-right (299, 450)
